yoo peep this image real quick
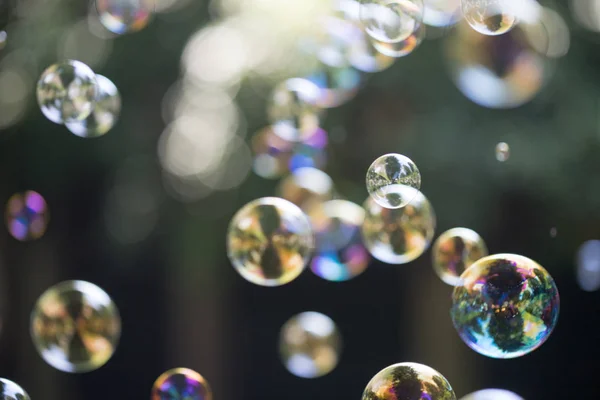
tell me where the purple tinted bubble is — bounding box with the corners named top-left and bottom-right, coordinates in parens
top-left (25, 191), bottom-right (46, 213)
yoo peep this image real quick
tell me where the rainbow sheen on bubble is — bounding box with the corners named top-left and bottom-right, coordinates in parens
top-left (96, 0), bottom-right (154, 35)
top-left (451, 254), bottom-right (559, 359)
top-left (361, 191), bottom-right (436, 264)
top-left (5, 191), bottom-right (49, 241)
top-left (495, 142), bottom-right (510, 162)
top-left (460, 389), bottom-right (524, 400)
top-left (432, 228), bottom-right (488, 286)
top-left (151, 368), bottom-right (212, 400)
top-left (366, 153), bottom-right (421, 209)
top-left (36, 60), bottom-right (98, 124)
top-left (65, 74), bottom-right (121, 138)
top-left (359, 0), bottom-right (424, 44)
top-left (279, 311), bottom-right (342, 378)
top-left (226, 197), bottom-right (314, 286)
top-left (362, 362), bottom-right (456, 400)
top-left (309, 200), bottom-right (370, 281)
top-left (0, 379), bottom-right (30, 400)
top-left (462, 0), bottom-right (519, 36)
top-left (30, 280), bottom-right (121, 373)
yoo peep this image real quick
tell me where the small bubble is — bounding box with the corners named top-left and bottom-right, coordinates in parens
top-left (279, 312), bottom-right (342, 378)
top-left (0, 379), bottom-right (30, 400)
top-left (5, 191), bottom-right (49, 241)
top-left (96, 0), bottom-right (155, 35)
top-left (36, 60), bottom-right (98, 124)
top-left (496, 142), bottom-right (510, 162)
top-left (151, 368), bottom-right (212, 400)
top-left (549, 227), bottom-right (557, 238)
top-left (366, 153), bottom-right (421, 209)
top-left (66, 74), bottom-right (121, 138)
top-left (226, 197), bottom-right (314, 286)
top-left (359, 0), bottom-right (425, 43)
top-left (30, 280), bottom-right (121, 373)
top-left (432, 227), bottom-right (488, 286)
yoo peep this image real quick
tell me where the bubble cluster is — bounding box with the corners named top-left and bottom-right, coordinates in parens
top-left (359, 0), bottom-right (424, 43)
top-left (309, 200), bottom-right (370, 281)
top-left (268, 78), bottom-right (322, 142)
top-left (362, 362), bottom-right (456, 400)
top-left (462, 0), bottom-right (519, 36)
top-left (366, 153), bottom-right (421, 209)
top-left (36, 60), bottom-right (98, 124)
top-left (496, 142), bottom-right (510, 162)
top-left (362, 191), bottom-right (436, 264)
top-left (30, 280), bottom-right (121, 373)
top-left (451, 254), bottom-right (559, 359)
top-left (227, 197), bottom-right (314, 286)
top-left (5, 191), bottom-right (49, 241)
top-left (0, 379), bottom-right (30, 400)
top-left (279, 311), bottom-right (342, 378)
top-left (432, 228), bottom-right (488, 286)
top-left (460, 389), bottom-right (524, 400)
top-left (65, 74), bottom-right (121, 138)
top-left (96, 0), bottom-right (155, 35)
top-left (151, 368), bottom-right (212, 400)
top-left (576, 240), bottom-right (600, 292)
top-left (276, 167), bottom-right (334, 211)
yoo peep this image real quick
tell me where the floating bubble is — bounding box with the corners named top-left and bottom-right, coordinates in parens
top-left (460, 389), bottom-right (524, 400)
top-left (359, 0), bottom-right (425, 44)
top-left (65, 74), bottom-right (121, 138)
top-left (36, 60), bottom-right (98, 124)
top-left (309, 200), bottom-right (370, 281)
top-left (366, 153), bottom-right (421, 209)
top-left (451, 253), bottom-right (559, 359)
top-left (267, 78), bottom-right (322, 142)
top-left (5, 191), bottom-right (49, 241)
top-left (361, 192), bottom-right (436, 264)
top-left (96, 0), bottom-right (154, 35)
top-left (461, 0), bottom-right (520, 36)
top-left (432, 228), bottom-right (488, 286)
top-left (227, 197), bottom-right (314, 286)
top-left (576, 240), bottom-right (600, 292)
top-left (151, 368), bottom-right (212, 400)
top-left (362, 362), bottom-right (456, 400)
top-left (30, 280), bottom-right (121, 372)
top-left (0, 379), bottom-right (30, 400)
top-left (496, 142), bottom-right (510, 161)
top-left (279, 311), bottom-right (342, 378)
top-left (306, 64), bottom-right (362, 108)
top-left (423, 0), bottom-right (462, 27)
top-left (276, 167), bottom-right (334, 211)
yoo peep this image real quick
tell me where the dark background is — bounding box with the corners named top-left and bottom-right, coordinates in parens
top-left (0, 0), bottom-right (599, 399)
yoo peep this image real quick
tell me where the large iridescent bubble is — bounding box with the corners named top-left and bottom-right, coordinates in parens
top-left (279, 311), bottom-right (342, 378)
top-left (151, 368), bottom-right (212, 400)
top-left (30, 280), bottom-right (121, 372)
top-left (361, 192), bottom-right (436, 264)
top-left (226, 197), bottom-right (314, 286)
top-left (362, 362), bottom-right (456, 400)
top-left (451, 254), bottom-right (559, 359)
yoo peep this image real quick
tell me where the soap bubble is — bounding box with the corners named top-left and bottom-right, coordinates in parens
top-left (451, 253), bottom-right (559, 359)
top-left (151, 368), bottom-right (212, 400)
top-left (371, 21), bottom-right (425, 57)
top-left (96, 0), bottom-right (155, 35)
top-left (496, 142), bottom-right (510, 161)
top-left (366, 153), bottom-right (421, 209)
top-left (36, 60), bottom-right (98, 124)
top-left (432, 228), bottom-right (488, 286)
top-left (460, 389), bottom-right (524, 400)
top-left (361, 191), bottom-right (436, 264)
top-left (0, 379), bottom-right (30, 400)
top-left (5, 191), bottom-right (49, 241)
top-left (360, 0), bottom-right (425, 43)
top-left (461, 0), bottom-right (520, 36)
top-left (362, 362), bottom-right (456, 400)
top-left (576, 240), bottom-right (600, 292)
top-left (227, 197), bottom-right (314, 286)
top-left (279, 311), bottom-right (342, 378)
top-left (309, 200), bottom-right (370, 281)
top-left (65, 74), bottom-right (121, 138)
top-left (276, 167), bottom-right (334, 211)
top-left (30, 280), bottom-right (121, 372)
top-left (267, 78), bottom-right (322, 142)
top-left (423, 0), bottom-right (462, 27)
